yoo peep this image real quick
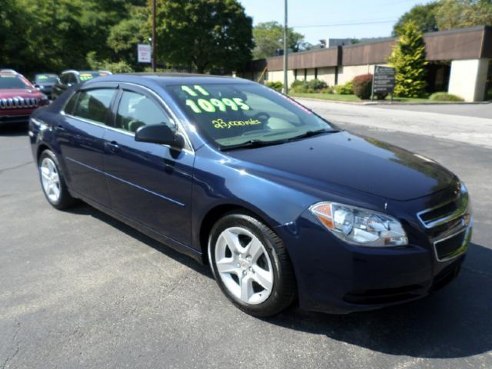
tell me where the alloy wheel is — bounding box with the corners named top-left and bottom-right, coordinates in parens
top-left (40, 157), bottom-right (61, 203)
top-left (214, 226), bottom-right (274, 305)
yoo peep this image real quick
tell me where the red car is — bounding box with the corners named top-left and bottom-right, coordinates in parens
top-left (0, 69), bottom-right (49, 126)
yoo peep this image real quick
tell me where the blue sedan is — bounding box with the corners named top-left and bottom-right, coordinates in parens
top-left (29, 74), bottom-right (472, 317)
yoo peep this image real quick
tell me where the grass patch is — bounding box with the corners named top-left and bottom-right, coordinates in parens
top-left (290, 92), bottom-right (360, 102)
top-left (429, 92), bottom-right (464, 101)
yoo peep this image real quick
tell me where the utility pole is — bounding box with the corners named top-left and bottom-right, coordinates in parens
top-left (152, 0), bottom-right (157, 72)
top-left (283, 0), bottom-right (288, 94)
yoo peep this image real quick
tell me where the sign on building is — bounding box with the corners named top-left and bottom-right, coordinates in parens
top-left (137, 44), bottom-right (152, 64)
top-left (372, 65), bottom-right (395, 100)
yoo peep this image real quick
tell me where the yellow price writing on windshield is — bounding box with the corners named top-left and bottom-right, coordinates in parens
top-left (185, 98), bottom-right (250, 114)
top-left (181, 84), bottom-right (250, 114)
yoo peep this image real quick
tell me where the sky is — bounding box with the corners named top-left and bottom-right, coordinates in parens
top-left (238, 0), bottom-right (432, 43)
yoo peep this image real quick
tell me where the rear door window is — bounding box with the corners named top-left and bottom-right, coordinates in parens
top-left (70, 89), bottom-right (116, 124)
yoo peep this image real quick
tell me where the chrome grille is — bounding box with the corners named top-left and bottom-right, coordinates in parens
top-left (433, 227), bottom-right (471, 262)
top-left (0, 96), bottom-right (39, 109)
top-left (417, 184), bottom-right (469, 229)
top-left (417, 183), bottom-right (471, 262)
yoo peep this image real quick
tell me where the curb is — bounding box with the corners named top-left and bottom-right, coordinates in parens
top-left (292, 96), bottom-right (492, 106)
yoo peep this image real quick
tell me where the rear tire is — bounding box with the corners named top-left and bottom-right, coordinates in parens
top-left (38, 149), bottom-right (76, 210)
top-left (208, 212), bottom-right (297, 317)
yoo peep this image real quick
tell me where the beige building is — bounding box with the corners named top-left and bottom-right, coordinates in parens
top-left (244, 26), bottom-right (492, 102)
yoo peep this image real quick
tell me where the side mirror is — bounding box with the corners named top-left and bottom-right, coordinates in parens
top-left (135, 124), bottom-right (185, 150)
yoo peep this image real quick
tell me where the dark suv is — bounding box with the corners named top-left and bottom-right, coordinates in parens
top-left (51, 70), bottom-right (112, 100)
top-left (33, 73), bottom-right (58, 99)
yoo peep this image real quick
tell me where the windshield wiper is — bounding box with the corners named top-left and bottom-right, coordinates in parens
top-left (287, 128), bottom-right (339, 141)
top-left (221, 139), bottom-right (287, 151)
top-left (220, 129), bottom-right (340, 151)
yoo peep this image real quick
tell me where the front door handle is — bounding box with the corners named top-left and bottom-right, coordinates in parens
top-left (105, 141), bottom-right (120, 153)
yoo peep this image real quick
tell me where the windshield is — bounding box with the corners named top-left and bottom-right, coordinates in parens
top-left (79, 71), bottom-right (111, 82)
top-left (0, 74), bottom-right (30, 89)
top-left (35, 74), bottom-right (57, 83)
top-left (165, 82), bottom-right (337, 149)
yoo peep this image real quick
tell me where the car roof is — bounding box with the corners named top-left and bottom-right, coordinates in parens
top-left (61, 70), bottom-right (109, 75)
top-left (86, 73), bottom-right (253, 87)
top-left (0, 70), bottom-right (20, 78)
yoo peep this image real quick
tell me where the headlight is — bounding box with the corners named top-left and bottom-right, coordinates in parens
top-left (309, 202), bottom-right (408, 247)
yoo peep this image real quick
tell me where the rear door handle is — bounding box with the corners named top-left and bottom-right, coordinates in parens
top-left (105, 141), bottom-right (120, 153)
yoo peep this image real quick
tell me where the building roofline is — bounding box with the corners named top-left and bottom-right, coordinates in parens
top-left (423, 25), bottom-right (490, 38)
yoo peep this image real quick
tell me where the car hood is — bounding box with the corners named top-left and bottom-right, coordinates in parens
top-left (225, 131), bottom-right (456, 201)
top-left (0, 89), bottom-right (42, 98)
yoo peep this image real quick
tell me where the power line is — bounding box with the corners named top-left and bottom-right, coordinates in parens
top-left (293, 19), bottom-right (397, 28)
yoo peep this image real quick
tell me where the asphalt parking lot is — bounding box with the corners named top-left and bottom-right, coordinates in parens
top-left (1, 102), bottom-right (491, 369)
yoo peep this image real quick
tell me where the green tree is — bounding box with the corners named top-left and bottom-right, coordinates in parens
top-left (17, 0), bottom-right (88, 72)
top-left (0, 0), bottom-right (31, 70)
top-left (435, 0), bottom-right (492, 30)
top-left (86, 51), bottom-right (134, 73)
top-left (1, 0), bottom-right (142, 75)
top-left (392, 2), bottom-right (439, 36)
top-left (154, 0), bottom-right (253, 73)
top-left (388, 21), bottom-right (428, 98)
top-left (107, 5), bottom-right (149, 70)
top-left (252, 21), bottom-right (305, 59)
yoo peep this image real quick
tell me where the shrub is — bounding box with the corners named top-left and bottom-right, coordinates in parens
top-left (290, 80), bottom-right (306, 92)
top-left (265, 81), bottom-right (283, 92)
top-left (290, 79), bottom-right (328, 93)
top-left (429, 92), bottom-right (464, 101)
top-left (352, 74), bottom-right (373, 99)
top-left (320, 86), bottom-right (334, 94)
top-left (306, 79), bottom-right (328, 91)
top-left (86, 51), bottom-right (134, 73)
top-left (333, 81), bottom-right (353, 95)
top-left (375, 92), bottom-right (388, 100)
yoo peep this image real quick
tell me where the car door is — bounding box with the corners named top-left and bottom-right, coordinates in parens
top-left (58, 85), bottom-right (117, 206)
top-left (103, 86), bottom-right (195, 246)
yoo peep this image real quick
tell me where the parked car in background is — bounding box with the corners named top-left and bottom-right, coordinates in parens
top-left (29, 74), bottom-right (472, 317)
top-left (0, 69), bottom-right (49, 126)
top-left (33, 73), bottom-right (58, 99)
top-left (51, 70), bottom-right (112, 100)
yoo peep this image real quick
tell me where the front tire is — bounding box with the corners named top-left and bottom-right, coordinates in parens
top-left (208, 212), bottom-right (296, 317)
top-left (38, 149), bottom-right (76, 210)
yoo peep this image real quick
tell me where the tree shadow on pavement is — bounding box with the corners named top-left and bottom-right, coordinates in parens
top-left (66, 204), bottom-right (492, 359)
top-left (270, 242), bottom-right (492, 359)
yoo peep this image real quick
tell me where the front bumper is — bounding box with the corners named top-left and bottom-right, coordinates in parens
top-left (0, 113), bottom-right (32, 125)
top-left (280, 192), bottom-right (472, 314)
